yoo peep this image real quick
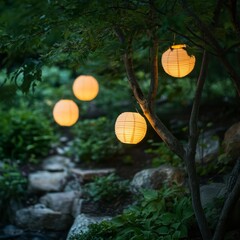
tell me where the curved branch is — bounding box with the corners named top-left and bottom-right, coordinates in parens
top-left (186, 50), bottom-right (212, 240)
top-left (213, 159), bottom-right (240, 240)
top-left (148, 2), bottom-right (159, 109)
top-left (148, 37), bottom-right (158, 108)
top-left (181, 0), bottom-right (240, 96)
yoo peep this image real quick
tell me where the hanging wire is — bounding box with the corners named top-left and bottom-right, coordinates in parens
top-left (173, 33), bottom-right (176, 45)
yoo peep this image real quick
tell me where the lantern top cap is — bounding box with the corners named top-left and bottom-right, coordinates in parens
top-left (59, 99), bottom-right (74, 102)
top-left (171, 44), bottom-right (186, 49)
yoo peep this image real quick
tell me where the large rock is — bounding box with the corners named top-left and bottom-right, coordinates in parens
top-left (42, 155), bottom-right (74, 171)
top-left (200, 183), bottom-right (227, 208)
top-left (28, 171), bottom-right (68, 192)
top-left (223, 122), bottom-right (240, 158)
top-left (15, 204), bottom-right (73, 230)
top-left (70, 168), bottom-right (115, 182)
top-left (67, 214), bottom-right (111, 240)
top-left (130, 166), bottom-right (184, 193)
top-left (40, 191), bottom-right (81, 215)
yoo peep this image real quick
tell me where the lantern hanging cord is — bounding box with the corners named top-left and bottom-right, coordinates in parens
top-left (130, 94), bottom-right (140, 114)
top-left (173, 33), bottom-right (176, 45)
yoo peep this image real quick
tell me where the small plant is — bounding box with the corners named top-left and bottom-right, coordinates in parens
top-left (0, 162), bottom-right (27, 223)
top-left (196, 153), bottom-right (233, 177)
top-left (71, 185), bottom-right (194, 240)
top-left (145, 140), bottom-right (182, 167)
top-left (204, 197), bottom-right (224, 230)
top-left (67, 117), bottom-right (123, 162)
top-left (0, 107), bottom-right (56, 164)
top-left (83, 173), bottom-right (130, 202)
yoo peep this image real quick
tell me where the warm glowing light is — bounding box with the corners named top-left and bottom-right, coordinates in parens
top-left (115, 112), bottom-right (147, 144)
top-left (161, 44), bottom-right (196, 78)
top-left (53, 99), bottom-right (79, 126)
top-left (72, 75), bottom-right (99, 101)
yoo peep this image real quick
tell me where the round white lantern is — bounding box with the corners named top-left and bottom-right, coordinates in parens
top-left (161, 44), bottom-right (196, 78)
top-left (53, 99), bottom-right (79, 126)
top-left (115, 112), bottom-right (147, 144)
top-left (72, 75), bottom-right (99, 101)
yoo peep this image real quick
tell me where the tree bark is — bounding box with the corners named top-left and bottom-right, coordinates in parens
top-left (186, 50), bottom-right (212, 240)
top-left (123, 45), bottom-right (186, 160)
top-left (212, 159), bottom-right (240, 240)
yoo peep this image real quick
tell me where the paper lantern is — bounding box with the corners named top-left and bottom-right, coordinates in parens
top-left (53, 99), bottom-right (79, 126)
top-left (115, 112), bottom-right (147, 144)
top-left (161, 44), bottom-right (196, 78)
top-left (72, 75), bottom-right (99, 101)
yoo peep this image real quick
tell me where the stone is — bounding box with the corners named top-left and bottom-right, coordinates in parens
top-left (200, 183), bottom-right (227, 208)
top-left (42, 155), bottom-right (74, 171)
top-left (56, 147), bottom-right (70, 155)
top-left (3, 225), bottom-right (23, 237)
top-left (72, 198), bottom-right (84, 218)
top-left (15, 204), bottom-right (73, 231)
top-left (67, 214), bottom-right (111, 240)
top-left (195, 133), bottom-right (219, 163)
top-left (40, 191), bottom-right (81, 214)
top-left (28, 171), bottom-right (68, 192)
top-left (223, 122), bottom-right (240, 158)
top-left (70, 168), bottom-right (116, 182)
top-left (64, 179), bottom-right (82, 192)
top-left (130, 166), bottom-right (184, 193)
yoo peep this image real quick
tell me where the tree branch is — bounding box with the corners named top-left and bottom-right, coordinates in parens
top-left (116, 24), bottom-right (185, 159)
top-left (181, 0), bottom-right (240, 96)
top-left (148, 37), bottom-right (158, 108)
top-left (148, 1), bottom-right (159, 109)
top-left (143, 109), bottom-right (186, 159)
top-left (213, 159), bottom-right (240, 240)
top-left (186, 50), bottom-right (212, 240)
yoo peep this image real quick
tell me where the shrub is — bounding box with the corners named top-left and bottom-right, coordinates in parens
top-left (70, 185), bottom-right (194, 240)
top-left (83, 173), bottom-right (130, 202)
top-left (67, 117), bottom-right (123, 162)
top-left (0, 162), bottom-right (27, 223)
top-left (0, 107), bottom-right (56, 164)
top-left (145, 140), bottom-right (182, 167)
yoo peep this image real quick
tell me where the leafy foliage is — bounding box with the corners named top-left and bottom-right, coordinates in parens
top-left (145, 140), bottom-right (182, 167)
top-left (67, 117), bottom-right (123, 162)
top-left (0, 106), bottom-right (56, 164)
top-left (70, 185), bottom-right (194, 240)
top-left (83, 173), bottom-right (130, 202)
top-left (0, 162), bottom-right (27, 223)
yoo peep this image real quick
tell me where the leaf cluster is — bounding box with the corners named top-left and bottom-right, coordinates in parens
top-left (0, 106), bottom-right (56, 164)
top-left (70, 185), bottom-right (194, 240)
top-left (83, 173), bottom-right (130, 202)
top-left (67, 117), bottom-right (123, 162)
top-left (145, 140), bottom-right (182, 167)
top-left (0, 162), bottom-right (27, 223)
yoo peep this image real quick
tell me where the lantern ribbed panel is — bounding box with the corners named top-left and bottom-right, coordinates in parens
top-left (115, 112), bottom-right (147, 144)
top-left (161, 44), bottom-right (196, 78)
top-left (53, 99), bottom-right (79, 126)
top-left (73, 75), bottom-right (99, 101)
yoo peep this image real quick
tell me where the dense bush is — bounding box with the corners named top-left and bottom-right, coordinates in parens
top-left (0, 107), bottom-right (56, 164)
top-left (145, 140), bottom-right (182, 167)
top-left (69, 185), bottom-right (194, 240)
top-left (67, 117), bottom-right (123, 162)
top-left (0, 162), bottom-right (27, 223)
top-left (83, 173), bottom-right (130, 202)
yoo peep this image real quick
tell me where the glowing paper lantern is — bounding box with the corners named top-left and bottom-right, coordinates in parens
top-left (72, 75), bottom-right (99, 101)
top-left (115, 112), bottom-right (147, 144)
top-left (161, 44), bottom-right (196, 78)
top-left (53, 99), bottom-right (79, 126)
